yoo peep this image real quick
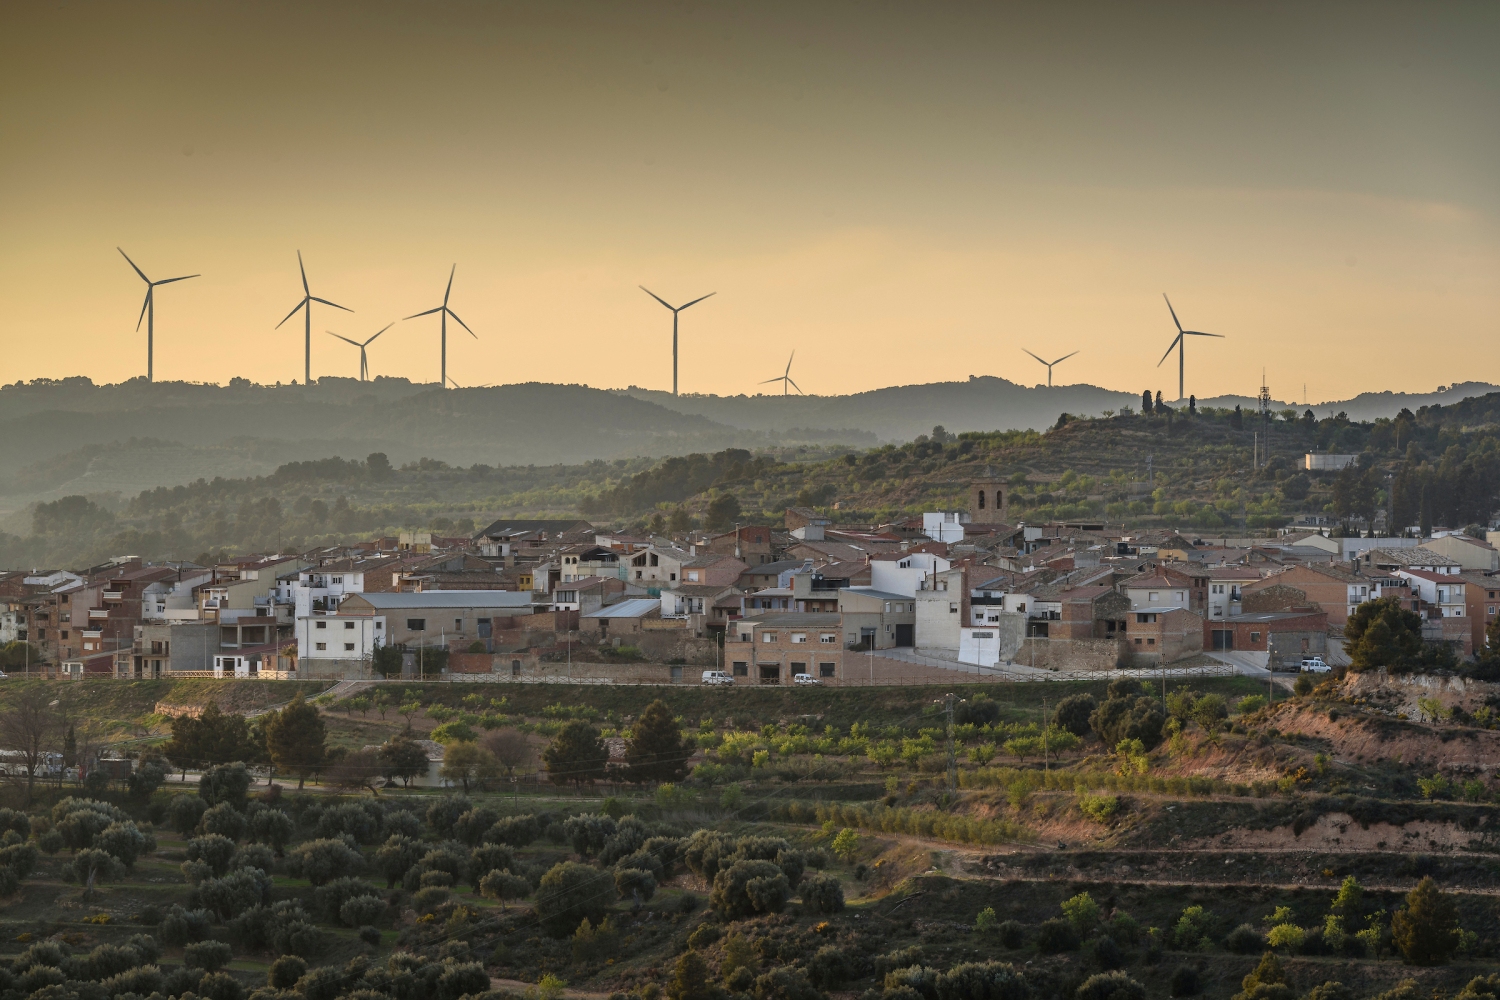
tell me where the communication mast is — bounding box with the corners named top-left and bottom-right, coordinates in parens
top-left (1257, 370), bottom-right (1272, 468)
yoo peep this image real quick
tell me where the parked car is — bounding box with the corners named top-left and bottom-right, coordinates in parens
top-left (1300, 656), bottom-right (1330, 673)
top-left (793, 673), bottom-right (821, 685)
top-left (701, 670), bottom-right (733, 685)
top-left (0, 670), bottom-right (9, 680)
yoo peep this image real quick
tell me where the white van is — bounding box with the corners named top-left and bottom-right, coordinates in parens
top-left (701, 670), bottom-right (733, 685)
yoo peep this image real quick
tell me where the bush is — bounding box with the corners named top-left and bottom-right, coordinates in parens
top-left (486, 814), bottom-right (541, 848)
top-left (339, 894), bottom-right (387, 928)
top-left (200, 802), bottom-right (248, 842)
top-left (1055, 694), bottom-right (1098, 737)
top-left (358, 925), bottom-right (381, 947)
top-left (885, 964), bottom-right (940, 998)
top-left (562, 813), bottom-right (618, 857)
top-left (183, 940), bottom-right (233, 973)
top-left (268, 955), bottom-right (308, 989)
top-left (1237, 695), bottom-right (1268, 715)
top-left (412, 886), bottom-right (450, 914)
top-left (682, 828), bottom-right (736, 880)
top-left (1076, 971), bottom-right (1146, 1000)
top-left (1078, 794), bottom-right (1119, 824)
top-left (186, 835), bottom-right (237, 877)
top-left (1090, 695), bottom-right (1166, 751)
top-left (453, 807), bottom-right (501, 847)
top-left (285, 838), bottom-right (364, 886)
top-left (94, 821), bottom-right (154, 868)
top-left (753, 966), bottom-right (819, 1000)
top-left (1090, 935), bottom-right (1124, 970)
top-left (1037, 917), bottom-right (1081, 954)
top-left (998, 920), bottom-right (1025, 949)
top-left (71, 848), bottom-right (120, 884)
top-left (231, 843), bottom-right (275, 873)
top-left (799, 872), bottom-right (845, 914)
top-left (193, 866), bottom-right (273, 920)
top-left (1392, 876), bottom-right (1460, 966)
top-left (425, 795), bottom-right (472, 836)
top-left (317, 803), bottom-right (382, 845)
top-left (687, 923), bottom-right (721, 950)
top-left (160, 904), bottom-right (212, 946)
top-left (199, 763), bottom-right (252, 808)
top-left (710, 859), bottom-right (790, 919)
top-left (534, 861), bottom-right (616, 936)
top-left (1169, 965), bottom-right (1200, 997)
top-left (1225, 924), bottom-right (1265, 954)
top-left (804, 945), bottom-right (851, 988)
top-left (935, 961), bottom-right (1028, 1000)
top-left (614, 866), bottom-right (657, 902)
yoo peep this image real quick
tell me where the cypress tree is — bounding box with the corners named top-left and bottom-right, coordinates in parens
top-left (625, 699), bottom-right (694, 784)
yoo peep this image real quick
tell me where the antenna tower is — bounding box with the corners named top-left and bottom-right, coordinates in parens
top-left (1257, 371), bottom-right (1272, 468)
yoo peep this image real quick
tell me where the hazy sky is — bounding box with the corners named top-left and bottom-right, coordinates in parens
top-left (1, 1), bottom-right (1495, 402)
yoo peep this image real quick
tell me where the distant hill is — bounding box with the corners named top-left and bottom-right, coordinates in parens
top-left (0, 375), bottom-right (1491, 505)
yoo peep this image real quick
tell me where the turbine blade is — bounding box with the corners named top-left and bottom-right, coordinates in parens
top-left (310, 296), bottom-right (354, 313)
top-left (153, 274), bottom-right (200, 286)
top-left (298, 250), bottom-right (309, 295)
top-left (1163, 293), bottom-right (1184, 333)
top-left (446, 308), bottom-right (477, 337)
top-left (1050, 351), bottom-right (1080, 365)
top-left (276, 298), bottom-right (309, 328)
top-left (639, 285), bottom-right (674, 310)
top-left (759, 377), bottom-right (782, 384)
top-left (787, 378), bottom-right (804, 394)
top-left (444, 264), bottom-right (455, 305)
top-left (363, 323), bottom-right (394, 345)
top-left (118, 248), bottom-right (150, 283)
top-left (1157, 334), bottom-right (1182, 367)
top-left (785, 350), bottom-right (795, 376)
top-left (135, 289), bottom-right (152, 330)
top-left (326, 332), bottom-right (362, 347)
top-left (679, 291), bottom-right (716, 310)
top-left (1022, 348), bottom-right (1048, 365)
top-left (404, 306), bottom-right (443, 319)
top-left (1184, 331), bottom-right (1224, 338)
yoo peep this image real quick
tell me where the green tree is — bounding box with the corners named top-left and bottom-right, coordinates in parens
top-left (625, 699), bottom-right (693, 784)
top-left (666, 951), bottom-right (713, 1000)
top-left (378, 734), bottom-right (429, 787)
top-left (440, 743), bottom-right (499, 793)
top-left (62, 725), bottom-right (77, 773)
top-left (1391, 877), bottom-right (1460, 966)
top-left (479, 869), bottom-right (530, 912)
top-left (705, 492), bottom-right (741, 531)
top-left (534, 861), bottom-right (615, 937)
top-left (264, 696), bottom-right (327, 789)
top-left (831, 828), bottom-right (859, 864)
top-left (1345, 597), bottom-right (1425, 672)
top-left (543, 720), bottom-right (608, 787)
top-left (372, 645), bottom-right (404, 679)
top-left (668, 507), bottom-right (692, 533)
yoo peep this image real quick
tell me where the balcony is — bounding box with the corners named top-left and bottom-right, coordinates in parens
top-left (102, 590), bottom-right (124, 601)
top-left (88, 609), bottom-right (109, 620)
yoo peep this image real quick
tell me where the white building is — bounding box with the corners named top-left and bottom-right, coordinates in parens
top-left (921, 512), bottom-right (968, 544)
top-left (871, 551), bottom-right (952, 598)
top-left (295, 613), bottom-right (384, 664)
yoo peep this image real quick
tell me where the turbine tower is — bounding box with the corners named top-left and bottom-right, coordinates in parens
top-left (276, 251), bottom-right (352, 385)
top-left (1022, 348), bottom-right (1079, 387)
top-left (326, 324), bottom-right (392, 381)
top-left (405, 266), bottom-right (475, 388)
top-left (639, 286), bottom-right (715, 396)
top-left (118, 248), bottom-right (198, 382)
top-left (1158, 294), bottom-right (1223, 400)
top-left (759, 351), bottom-right (803, 395)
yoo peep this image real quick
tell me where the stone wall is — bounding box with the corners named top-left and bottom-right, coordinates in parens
top-left (1017, 637), bottom-right (1126, 672)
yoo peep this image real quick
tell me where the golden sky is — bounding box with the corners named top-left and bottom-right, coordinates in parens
top-left (1, 1), bottom-right (1495, 402)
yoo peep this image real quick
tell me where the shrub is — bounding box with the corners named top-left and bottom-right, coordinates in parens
top-left (317, 803), bottom-right (382, 845)
top-left (248, 809), bottom-right (295, 854)
top-left (453, 807), bottom-right (501, 847)
top-left (1054, 694), bottom-right (1098, 737)
top-left (375, 834), bottom-right (425, 888)
top-left (682, 828), bottom-right (735, 880)
top-left (183, 940), bottom-right (233, 973)
top-left (885, 964), bottom-right (940, 998)
top-left (94, 821), bottom-right (154, 868)
top-left (1090, 934), bottom-right (1124, 970)
top-left (479, 870), bottom-right (531, 910)
top-left (1169, 965), bottom-right (1200, 997)
top-left (1062, 892), bottom-right (1100, 933)
top-left (198, 970), bottom-right (244, 1000)
top-left (614, 866), bottom-right (657, 902)
top-left (935, 961), bottom-right (1028, 1000)
top-left (193, 866), bottom-right (273, 920)
top-left (425, 795), bottom-right (472, 836)
top-left (268, 955), bottom-right (308, 989)
top-left (1037, 917), bottom-right (1081, 953)
top-left (285, 838), bottom-right (364, 886)
top-left (160, 904), bottom-right (212, 946)
top-left (1225, 924), bottom-right (1265, 954)
top-left (231, 843), bottom-right (275, 873)
top-left (1237, 695), bottom-right (1268, 714)
top-left (339, 894), bottom-right (387, 928)
top-left (199, 763), bottom-right (253, 808)
top-left (687, 923), bottom-right (721, 950)
top-left (71, 848), bottom-right (120, 884)
top-left (1078, 794), bottom-right (1119, 823)
top-left (1076, 971), bottom-right (1146, 1000)
top-left (1173, 906), bottom-right (1214, 951)
top-left (200, 802), bottom-right (248, 842)
top-left (1392, 876), bottom-right (1460, 966)
top-left (753, 966), bottom-right (819, 1000)
top-left (359, 925), bottom-right (381, 947)
top-left (186, 835), bottom-right (237, 877)
top-left (486, 814), bottom-right (541, 848)
top-left (412, 886), bottom-right (450, 914)
top-left (805, 945), bottom-right (851, 989)
top-left (534, 861), bottom-right (616, 936)
top-left (799, 872), bottom-right (845, 914)
top-left (711, 859), bottom-right (790, 919)
top-left (998, 920), bottom-right (1025, 949)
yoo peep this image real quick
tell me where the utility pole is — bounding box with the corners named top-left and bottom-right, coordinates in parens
top-left (945, 693), bottom-right (957, 791)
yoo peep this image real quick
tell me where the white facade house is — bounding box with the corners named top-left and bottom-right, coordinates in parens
top-left (296, 614), bottom-right (384, 663)
top-left (276, 563), bottom-right (371, 619)
top-left (871, 552), bottom-right (952, 598)
top-left (914, 566), bottom-right (965, 651)
top-left (921, 512), bottom-right (967, 544)
top-left (140, 570), bottom-right (214, 622)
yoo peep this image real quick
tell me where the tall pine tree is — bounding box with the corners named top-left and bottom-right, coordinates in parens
top-left (542, 720), bottom-right (608, 787)
top-left (265, 695), bottom-right (327, 789)
top-left (625, 699), bottom-right (693, 784)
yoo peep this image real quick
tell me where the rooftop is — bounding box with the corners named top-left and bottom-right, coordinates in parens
top-left (581, 598), bottom-right (662, 620)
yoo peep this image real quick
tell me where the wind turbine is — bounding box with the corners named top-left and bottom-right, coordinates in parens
top-left (1022, 348), bottom-right (1079, 387)
top-left (118, 248), bottom-right (198, 382)
top-left (405, 265), bottom-right (475, 388)
top-left (639, 286), bottom-right (715, 396)
top-left (1158, 294), bottom-right (1223, 400)
top-left (326, 324), bottom-right (392, 381)
top-left (276, 251), bottom-right (352, 385)
top-left (759, 351), bottom-right (803, 395)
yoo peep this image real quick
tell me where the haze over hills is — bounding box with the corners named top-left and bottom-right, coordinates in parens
top-left (0, 376), bottom-right (1492, 507)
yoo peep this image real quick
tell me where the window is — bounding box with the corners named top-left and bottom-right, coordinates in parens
top-left (1147, 638), bottom-right (1155, 645)
top-left (819, 662), bottom-right (835, 678)
top-left (315, 621), bottom-right (327, 630)
top-left (375, 621), bottom-right (383, 630)
top-left (455, 618), bottom-right (463, 628)
top-left (61, 630), bottom-right (68, 640)
top-left (819, 633), bottom-right (836, 644)
top-left (884, 602), bottom-right (892, 612)
top-left (1149, 592), bottom-right (1159, 601)
top-left (315, 642), bottom-right (327, 651)
top-left (344, 621), bottom-right (355, 630)
top-left (791, 633), bottom-right (807, 643)
top-left (732, 662), bottom-right (748, 676)
top-left (1250, 631), bottom-right (1261, 642)
top-left (791, 662), bottom-right (806, 675)
top-left (1489, 607), bottom-right (1495, 615)
top-left (407, 618), bottom-right (426, 631)
top-left (669, 573), bottom-right (677, 581)
top-left (332, 576), bottom-right (343, 584)
top-left (762, 633), bottom-right (777, 643)
top-left (949, 603), bottom-right (958, 613)
top-left (1135, 637), bottom-right (1142, 645)
top-left (344, 643), bottom-right (355, 651)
